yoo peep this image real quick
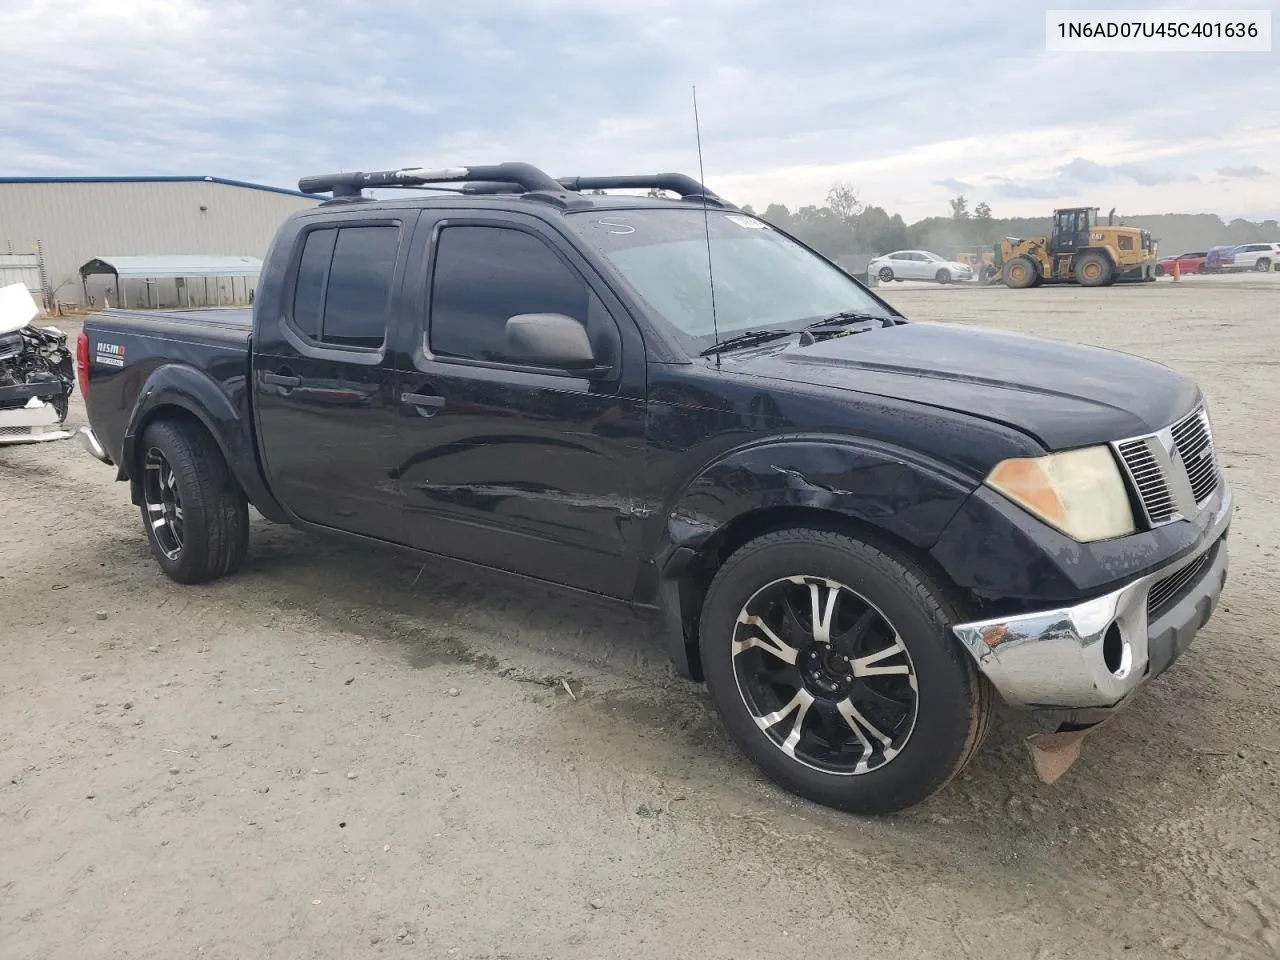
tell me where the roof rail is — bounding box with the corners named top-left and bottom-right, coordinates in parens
top-left (556, 173), bottom-right (734, 207)
top-left (298, 162), bottom-right (562, 198)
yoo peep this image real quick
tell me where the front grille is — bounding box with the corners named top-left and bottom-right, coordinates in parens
top-left (1117, 438), bottom-right (1176, 523)
top-left (1147, 541), bottom-right (1217, 620)
top-left (1170, 409), bottom-right (1219, 503)
top-left (1115, 406), bottom-right (1220, 526)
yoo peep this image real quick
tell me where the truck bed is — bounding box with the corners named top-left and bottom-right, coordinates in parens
top-left (90, 306), bottom-right (253, 346)
top-left (81, 307), bottom-right (255, 471)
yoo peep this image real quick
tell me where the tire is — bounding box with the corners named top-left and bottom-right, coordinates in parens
top-left (877, 266), bottom-right (894, 282)
top-left (1002, 257), bottom-right (1037, 289)
top-left (1197, 263), bottom-right (1209, 274)
top-left (1155, 264), bottom-right (1165, 277)
top-left (935, 268), bottom-right (952, 284)
top-left (138, 419), bottom-right (249, 584)
top-left (1256, 258), bottom-right (1272, 273)
top-left (1075, 251), bottom-right (1114, 287)
top-left (699, 527), bottom-right (994, 816)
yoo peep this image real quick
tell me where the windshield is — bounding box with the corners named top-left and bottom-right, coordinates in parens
top-left (568, 208), bottom-right (892, 352)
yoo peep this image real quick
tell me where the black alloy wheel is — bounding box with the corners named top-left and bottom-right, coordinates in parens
top-left (729, 575), bottom-right (918, 775)
top-left (143, 446), bottom-right (185, 561)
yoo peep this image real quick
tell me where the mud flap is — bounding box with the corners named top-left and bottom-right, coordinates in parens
top-left (1026, 718), bottom-right (1113, 784)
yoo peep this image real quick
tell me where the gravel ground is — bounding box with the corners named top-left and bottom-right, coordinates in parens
top-left (2, 273), bottom-right (1278, 960)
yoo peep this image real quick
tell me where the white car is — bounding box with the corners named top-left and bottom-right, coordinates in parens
top-left (1230, 242), bottom-right (1279, 272)
top-left (869, 250), bottom-right (974, 284)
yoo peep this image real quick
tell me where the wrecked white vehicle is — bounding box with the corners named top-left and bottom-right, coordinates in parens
top-left (0, 282), bottom-right (75, 445)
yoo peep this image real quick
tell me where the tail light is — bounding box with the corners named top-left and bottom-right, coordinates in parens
top-left (76, 331), bottom-right (90, 398)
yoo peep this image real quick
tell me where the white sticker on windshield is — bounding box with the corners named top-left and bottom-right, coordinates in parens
top-left (725, 214), bottom-right (768, 229)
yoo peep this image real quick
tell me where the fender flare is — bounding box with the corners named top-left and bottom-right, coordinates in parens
top-left (121, 363), bottom-right (287, 522)
top-left (649, 436), bottom-right (977, 679)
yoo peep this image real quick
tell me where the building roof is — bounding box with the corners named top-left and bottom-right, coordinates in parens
top-left (79, 255), bottom-right (264, 279)
top-left (0, 175), bottom-right (310, 199)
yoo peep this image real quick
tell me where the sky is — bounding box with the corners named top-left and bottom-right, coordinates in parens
top-left (2, 0), bottom-right (1278, 222)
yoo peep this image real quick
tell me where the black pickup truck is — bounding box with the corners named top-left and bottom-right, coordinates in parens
top-left (76, 163), bottom-right (1231, 814)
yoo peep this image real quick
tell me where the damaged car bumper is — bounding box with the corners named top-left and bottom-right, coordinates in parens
top-left (0, 382), bottom-right (71, 445)
top-left (952, 484), bottom-right (1231, 720)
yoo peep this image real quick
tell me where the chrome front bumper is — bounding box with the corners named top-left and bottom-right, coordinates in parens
top-left (952, 486), bottom-right (1231, 715)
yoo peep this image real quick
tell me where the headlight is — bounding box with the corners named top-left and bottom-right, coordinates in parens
top-left (986, 446), bottom-right (1135, 542)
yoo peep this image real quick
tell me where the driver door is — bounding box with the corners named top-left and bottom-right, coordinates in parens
top-left (1050, 211), bottom-right (1078, 256)
top-left (386, 212), bottom-right (648, 598)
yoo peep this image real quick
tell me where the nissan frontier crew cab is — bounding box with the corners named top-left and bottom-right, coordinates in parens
top-left (75, 163), bottom-right (1231, 815)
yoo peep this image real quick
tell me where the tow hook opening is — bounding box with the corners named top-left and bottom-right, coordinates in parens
top-left (1102, 623), bottom-right (1132, 679)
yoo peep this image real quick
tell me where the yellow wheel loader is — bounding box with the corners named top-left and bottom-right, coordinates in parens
top-left (982, 207), bottom-right (1158, 288)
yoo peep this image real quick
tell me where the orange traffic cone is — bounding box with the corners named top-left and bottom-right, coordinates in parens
top-left (1173, 259), bottom-right (1181, 283)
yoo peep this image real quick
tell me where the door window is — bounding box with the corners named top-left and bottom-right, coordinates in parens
top-left (428, 225), bottom-right (616, 366)
top-left (290, 224), bottom-right (401, 349)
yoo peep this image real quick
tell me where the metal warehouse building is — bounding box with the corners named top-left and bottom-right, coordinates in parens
top-left (0, 176), bottom-right (318, 308)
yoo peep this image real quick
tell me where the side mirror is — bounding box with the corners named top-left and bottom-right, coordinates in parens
top-left (502, 313), bottom-right (599, 371)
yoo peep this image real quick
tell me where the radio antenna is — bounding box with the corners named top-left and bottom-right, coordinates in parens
top-left (693, 85), bottom-right (721, 366)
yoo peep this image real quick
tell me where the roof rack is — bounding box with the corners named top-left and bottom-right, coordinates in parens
top-left (297, 163), bottom-right (563, 198)
top-left (296, 164), bottom-right (735, 209)
top-left (557, 173), bottom-right (734, 208)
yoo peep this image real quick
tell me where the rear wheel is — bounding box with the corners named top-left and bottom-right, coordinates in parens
top-left (139, 419), bottom-right (249, 584)
top-left (878, 266), bottom-right (894, 282)
top-left (1256, 258), bottom-right (1272, 273)
top-left (1075, 251), bottom-right (1114, 287)
top-left (935, 268), bottom-right (952, 284)
top-left (1002, 257), bottom-right (1037, 289)
top-left (699, 527), bottom-right (993, 815)
top-left (1197, 263), bottom-right (1209, 274)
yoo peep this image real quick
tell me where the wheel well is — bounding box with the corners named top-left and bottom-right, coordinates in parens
top-left (670, 506), bottom-right (970, 681)
top-left (127, 406), bottom-right (236, 505)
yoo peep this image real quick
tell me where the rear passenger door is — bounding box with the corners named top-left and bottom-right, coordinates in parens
top-left (386, 210), bottom-right (648, 599)
top-left (252, 214), bottom-right (407, 542)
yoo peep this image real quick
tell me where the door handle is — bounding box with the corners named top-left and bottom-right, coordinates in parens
top-left (401, 392), bottom-right (445, 409)
top-left (263, 372), bottom-right (301, 388)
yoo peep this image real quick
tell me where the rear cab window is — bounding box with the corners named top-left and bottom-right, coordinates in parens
top-left (291, 223), bottom-right (401, 349)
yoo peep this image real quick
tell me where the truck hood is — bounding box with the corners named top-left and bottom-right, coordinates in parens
top-left (729, 321), bottom-right (1200, 450)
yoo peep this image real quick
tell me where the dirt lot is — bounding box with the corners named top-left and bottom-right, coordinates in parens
top-left (3, 273), bottom-right (1278, 960)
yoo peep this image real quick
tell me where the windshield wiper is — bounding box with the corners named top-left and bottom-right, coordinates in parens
top-left (805, 311), bottom-right (894, 330)
top-left (699, 329), bottom-right (795, 357)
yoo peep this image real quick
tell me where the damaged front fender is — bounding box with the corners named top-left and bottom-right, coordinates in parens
top-left (650, 437), bottom-right (978, 678)
top-left (662, 437), bottom-right (976, 556)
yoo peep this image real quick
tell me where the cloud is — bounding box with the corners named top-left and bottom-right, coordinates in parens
top-left (1110, 163), bottom-right (1184, 187)
top-left (1218, 165), bottom-right (1268, 179)
top-left (1057, 158), bottom-right (1113, 184)
top-left (1055, 157), bottom-right (1185, 187)
top-left (988, 179), bottom-right (1068, 200)
top-left (0, 0), bottom-right (1277, 221)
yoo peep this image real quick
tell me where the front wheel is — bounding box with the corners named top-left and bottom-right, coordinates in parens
top-left (935, 268), bottom-right (952, 284)
top-left (699, 528), bottom-right (993, 815)
top-left (1075, 251), bottom-right (1114, 287)
top-left (1002, 257), bottom-right (1037, 289)
top-left (877, 266), bottom-right (894, 282)
top-left (139, 419), bottom-right (249, 584)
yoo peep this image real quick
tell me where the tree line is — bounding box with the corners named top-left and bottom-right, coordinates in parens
top-left (736, 182), bottom-right (1280, 263)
